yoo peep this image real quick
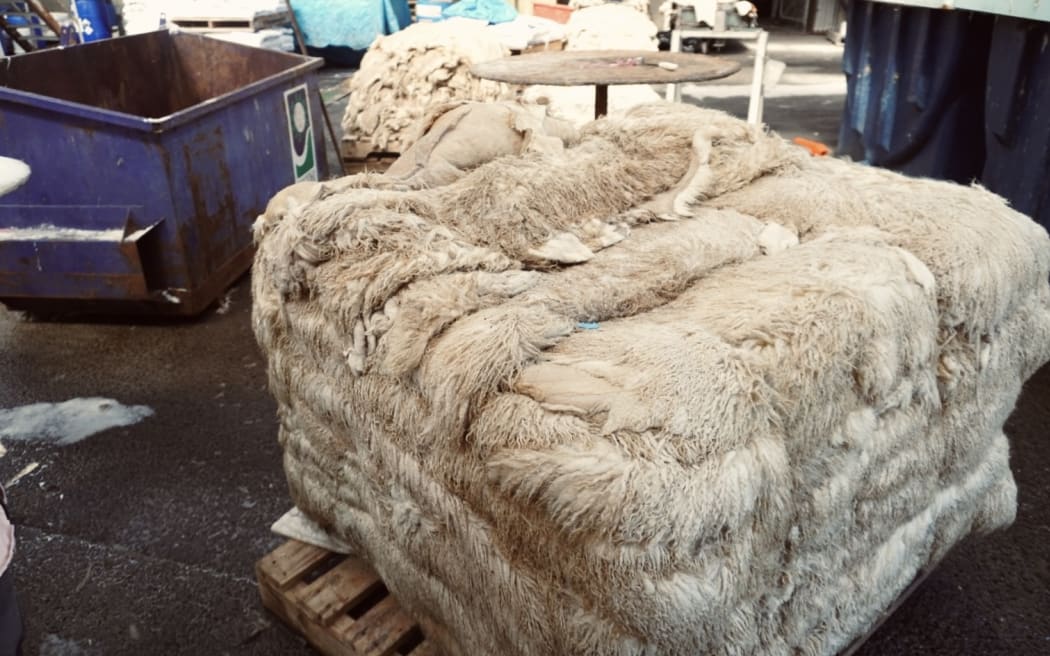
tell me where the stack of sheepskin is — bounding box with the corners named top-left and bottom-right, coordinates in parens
top-left (254, 102), bottom-right (1050, 656)
top-left (340, 19), bottom-right (514, 157)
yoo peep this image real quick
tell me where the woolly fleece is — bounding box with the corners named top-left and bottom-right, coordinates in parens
top-left (253, 103), bottom-right (1050, 656)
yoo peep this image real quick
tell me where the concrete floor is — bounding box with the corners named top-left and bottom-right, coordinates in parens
top-left (2, 31), bottom-right (1048, 656)
top-left (0, 286), bottom-right (314, 655)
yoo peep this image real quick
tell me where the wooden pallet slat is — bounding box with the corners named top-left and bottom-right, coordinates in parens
top-left (261, 539), bottom-right (332, 589)
top-left (257, 539), bottom-right (433, 656)
top-left (343, 595), bottom-right (420, 656)
top-left (301, 558), bottom-right (384, 625)
top-left (341, 152), bottom-right (400, 175)
top-left (406, 642), bottom-right (439, 656)
top-left (171, 13), bottom-right (290, 32)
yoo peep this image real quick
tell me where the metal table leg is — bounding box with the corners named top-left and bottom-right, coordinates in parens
top-left (746, 30), bottom-right (769, 125)
top-left (595, 84), bottom-right (609, 118)
top-left (665, 29), bottom-right (684, 102)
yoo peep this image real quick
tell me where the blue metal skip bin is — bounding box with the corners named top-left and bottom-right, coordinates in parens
top-left (0, 31), bottom-right (328, 315)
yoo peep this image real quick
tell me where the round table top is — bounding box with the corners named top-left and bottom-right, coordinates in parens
top-left (471, 49), bottom-right (741, 87)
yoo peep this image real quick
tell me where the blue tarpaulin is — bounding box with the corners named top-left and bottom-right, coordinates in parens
top-left (293, 0), bottom-right (412, 50)
top-left (442, 0), bottom-right (517, 24)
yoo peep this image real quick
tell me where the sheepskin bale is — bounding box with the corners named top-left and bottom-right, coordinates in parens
top-left (340, 19), bottom-right (514, 156)
top-left (384, 101), bottom-right (579, 187)
top-left (253, 103), bottom-right (1050, 656)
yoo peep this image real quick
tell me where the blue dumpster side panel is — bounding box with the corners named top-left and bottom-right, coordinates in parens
top-left (0, 105), bottom-right (171, 215)
top-left (0, 105), bottom-right (189, 292)
top-left (162, 79), bottom-right (328, 289)
top-left (2, 80), bottom-right (328, 291)
top-left (0, 206), bottom-right (158, 300)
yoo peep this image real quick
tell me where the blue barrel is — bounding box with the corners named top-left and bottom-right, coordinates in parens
top-left (74, 0), bottom-right (112, 42)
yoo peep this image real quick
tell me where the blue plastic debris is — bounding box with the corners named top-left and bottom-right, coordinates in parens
top-left (576, 321), bottom-right (600, 331)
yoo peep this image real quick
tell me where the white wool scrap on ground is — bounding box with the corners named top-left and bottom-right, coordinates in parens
top-left (0, 398), bottom-right (154, 446)
top-left (340, 19), bottom-right (514, 157)
top-left (253, 103), bottom-right (1050, 656)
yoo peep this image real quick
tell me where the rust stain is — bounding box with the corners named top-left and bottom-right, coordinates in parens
top-left (181, 125), bottom-right (236, 281)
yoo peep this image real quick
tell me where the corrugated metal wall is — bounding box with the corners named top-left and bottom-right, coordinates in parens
top-left (838, 0), bottom-right (1050, 230)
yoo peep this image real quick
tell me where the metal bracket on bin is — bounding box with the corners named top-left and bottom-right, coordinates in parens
top-left (0, 205), bottom-right (166, 303)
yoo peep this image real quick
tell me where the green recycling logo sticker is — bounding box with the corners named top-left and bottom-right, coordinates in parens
top-left (284, 85), bottom-right (318, 182)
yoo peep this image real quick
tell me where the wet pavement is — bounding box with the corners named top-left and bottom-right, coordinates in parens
top-left (1, 31), bottom-right (1048, 656)
top-left (1, 289), bottom-right (1048, 655)
top-left (0, 284), bottom-right (314, 654)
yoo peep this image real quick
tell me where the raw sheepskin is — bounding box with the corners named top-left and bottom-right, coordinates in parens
top-left (340, 19), bottom-right (514, 156)
top-left (253, 102), bottom-right (1050, 656)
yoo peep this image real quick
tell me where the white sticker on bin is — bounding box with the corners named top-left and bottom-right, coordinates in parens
top-left (284, 84), bottom-right (318, 183)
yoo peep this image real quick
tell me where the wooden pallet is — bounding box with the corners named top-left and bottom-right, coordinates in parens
top-left (510, 38), bottom-right (566, 56)
top-left (171, 13), bottom-right (289, 32)
top-left (259, 539), bottom-right (938, 656)
top-left (837, 558), bottom-right (941, 656)
top-left (341, 137), bottom-right (404, 161)
top-left (257, 540), bottom-right (436, 656)
top-left (342, 153), bottom-right (400, 175)
top-left (340, 138), bottom-right (402, 174)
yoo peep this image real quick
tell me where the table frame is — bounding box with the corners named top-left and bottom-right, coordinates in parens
top-left (472, 50), bottom-right (740, 120)
top-left (663, 27), bottom-right (770, 126)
